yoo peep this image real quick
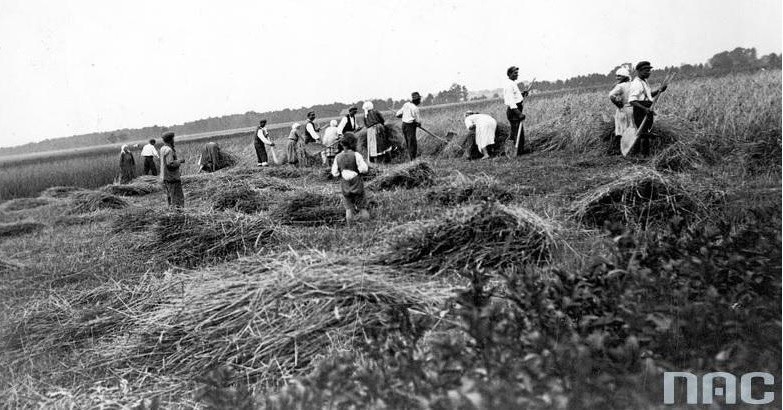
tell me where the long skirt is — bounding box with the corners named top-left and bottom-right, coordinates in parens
top-left (286, 139), bottom-right (298, 165)
top-left (614, 106), bottom-right (634, 136)
top-left (475, 118), bottom-right (497, 151)
top-left (367, 124), bottom-right (390, 158)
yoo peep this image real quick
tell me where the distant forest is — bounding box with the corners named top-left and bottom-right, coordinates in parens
top-left (1, 47), bottom-right (779, 157)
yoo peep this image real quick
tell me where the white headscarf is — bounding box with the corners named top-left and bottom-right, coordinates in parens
top-left (329, 119), bottom-right (338, 127)
top-left (362, 101), bottom-right (374, 115)
top-left (291, 123), bottom-right (300, 130)
top-left (120, 144), bottom-right (129, 154)
top-left (615, 67), bottom-right (631, 78)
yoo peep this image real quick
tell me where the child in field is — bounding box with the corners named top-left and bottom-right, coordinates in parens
top-left (330, 133), bottom-right (370, 223)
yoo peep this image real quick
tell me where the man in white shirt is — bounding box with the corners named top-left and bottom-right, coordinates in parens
top-left (504, 66), bottom-right (530, 156)
top-left (337, 107), bottom-right (360, 136)
top-left (304, 111), bottom-right (321, 144)
top-left (628, 60), bottom-right (668, 156)
top-left (396, 91), bottom-right (422, 160)
top-left (140, 138), bottom-right (160, 176)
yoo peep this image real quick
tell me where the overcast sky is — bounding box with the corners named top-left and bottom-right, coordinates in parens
top-left (0, 0), bottom-right (780, 148)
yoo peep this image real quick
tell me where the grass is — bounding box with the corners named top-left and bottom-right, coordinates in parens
top-left (0, 70), bottom-right (779, 408)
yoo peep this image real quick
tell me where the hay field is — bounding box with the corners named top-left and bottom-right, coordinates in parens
top-left (0, 70), bottom-right (780, 408)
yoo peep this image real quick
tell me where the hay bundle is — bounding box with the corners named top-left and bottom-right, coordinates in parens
top-left (115, 256), bottom-right (447, 382)
top-left (366, 160), bottom-right (436, 191)
top-left (569, 166), bottom-right (701, 227)
top-left (212, 183), bottom-right (265, 213)
top-left (0, 197), bottom-right (53, 212)
top-left (417, 132), bottom-right (448, 157)
top-left (651, 140), bottom-right (707, 172)
top-left (69, 191), bottom-right (128, 214)
top-left (0, 220), bottom-right (45, 238)
top-left (132, 175), bottom-right (161, 184)
top-left (527, 112), bottom-right (615, 154)
top-left (266, 167), bottom-right (308, 179)
top-left (426, 173), bottom-right (513, 206)
top-left (110, 207), bottom-right (159, 233)
top-left (139, 212), bottom-right (275, 268)
top-left (101, 181), bottom-right (160, 197)
top-left (55, 211), bottom-right (114, 228)
top-left (250, 176), bottom-right (295, 192)
top-left (269, 191), bottom-right (343, 226)
top-left (39, 186), bottom-right (86, 199)
top-left (378, 203), bottom-right (557, 275)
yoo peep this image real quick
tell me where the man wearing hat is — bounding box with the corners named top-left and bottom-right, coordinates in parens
top-left (504, 66), bottom-right (530, 156)
top-left (159, 131), bottom-right (186, 208)
top-left (396, 91), bottom-right (422, 160)
top-left (337, 107), bottom-right (360, 136)
top-left (628, 61), bottom-right (668, 156)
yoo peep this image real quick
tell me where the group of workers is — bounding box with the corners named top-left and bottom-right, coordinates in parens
top-left (119, 61), bottom-right (668, 220)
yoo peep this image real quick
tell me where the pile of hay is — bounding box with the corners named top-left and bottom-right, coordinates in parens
top-left (440, 123), bottom-right (511, 159)
top-left (366, 161), bottom-right (436, 191)
top-left (211, 183), bottom-right (265, 213)
top-left (101, 181), bottom-right (160, 197)
top-left (569, 166), bottom-right (702, 227)
top-left (526, 112), bottom-right (615, 154)
top-left (651, 140), bottom-right (707, 172)
top-left (69, 191), bottom-right (128, 214)
top-left (109, 256), bottom-right (447, 383)
top-left (269, 191), bottom-right (343, 226)
top-left (138, 212), bottom-right (276, 268)
top-left (110, 207), bottom-right (160, 233)
top-left (0, 258), bottom-right (22, 274)
top-left (0, 220), bottom-right (45, 238)
top-left (417, 132), bottom-right (450, 157)
top-left (55, 211), bottom-right (114, 228)
top-left (377, 202), bottom-right (557, 275)
top-left (426, 173), bottom-right (514, 206)
top-left (39, 186), bottom-right (86, 199)
top-left (0, 197), bottom-right (53, 212)
top-left (266, 167), bottom-right (308, 179)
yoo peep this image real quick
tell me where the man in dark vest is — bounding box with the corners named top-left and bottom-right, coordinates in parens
top-left (337, 107), bottom-right (360, 136)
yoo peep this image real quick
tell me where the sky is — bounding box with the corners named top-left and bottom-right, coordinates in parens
top-left (0, 0), bottom-right (780, 147)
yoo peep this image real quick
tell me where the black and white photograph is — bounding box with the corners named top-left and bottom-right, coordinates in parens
top-left (0, 0), bottom-right (781, 408)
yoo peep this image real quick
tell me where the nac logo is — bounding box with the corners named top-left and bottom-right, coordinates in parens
top-left (663, 372), bottom-right (775, 405)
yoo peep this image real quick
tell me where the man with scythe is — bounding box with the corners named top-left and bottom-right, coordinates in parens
top-left (504, 66), bottom-right (531, 156)
top-left (626, 60), bottom-right (669, 156)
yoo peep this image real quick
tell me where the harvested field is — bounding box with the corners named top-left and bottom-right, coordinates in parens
top-left (55, 211), bottom-right (114, 227)
top-left (0, 220), bottom-right (45, 238)
top-left (68, 191), bottom-right (128, 214)
top-left (101, 181), bottom-right (161, 197)
top-left (211, 183), bottom-right (265, 213)
top-left (426, 172), bottom-right (513, 206)
top-left (569, 166), bottom-right (703, 227)
top-left (110, 207), bottom-right (160, 233)
top-left (0, 258), bottom-right (22, 274)
top-left (266, 167), bottom-right (308, 179)
top-left (269, 190), bottom-right (343, 226)
top-left (378, 202), bottom-right (558, 275)
top-left (39, 186), bottom-right (87, 199)
top-left (366, 160), bottom-right (436, 191)
top-left (0, 197), bottom-right (53, 212)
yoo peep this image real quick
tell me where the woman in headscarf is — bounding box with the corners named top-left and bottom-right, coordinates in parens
top-left (321, 119), bottom-right (340, 166)
top-left (119, 144), bottom-right (136, 184)
top-left (286, 123), bottom-right (301, 165)
top-left (609, 66), bottom-right (634, 144)
top-left (464, 111), bottom-right (498, 160)
top-left (362, 101), bottom-right (391, 163)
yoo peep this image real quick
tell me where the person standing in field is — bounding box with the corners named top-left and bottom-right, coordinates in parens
top-left (628, 61), bottom-right (668, 156)
top-left (608, 66), bottom-right (634, 148)
top-left (159, 132), bottom-right (185, 208)
top-left (337, 106), bottom-right (360, 136)
top-left (331, 132), bottom-right (370, 224)
top-left (362, 101), bottom-right (391, 163)
top-left (286, 123), bottom-right (302, 166)
top-left (396, 92), bottom-right (422, 160)
top-left (463, 111), bottom-right (498, 160)
top-left (504, 66), bottom-right (530, 156)
top-left (140, 139), bottom-right (159, 176)
top-left (304, 111), bottom-right (321, 144)
top-left (321, 119), bottom-right (340, 166)
top-left (119, 144), bottom-right (136, 184)
top-left (254, 119), bottom-right (274, 166)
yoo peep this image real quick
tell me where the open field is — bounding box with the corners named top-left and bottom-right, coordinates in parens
top-left (0, 70), bottom-right (780, 408)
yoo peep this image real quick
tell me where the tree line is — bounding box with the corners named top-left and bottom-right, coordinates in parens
top-left (1, 47), bottom-right (779, 157)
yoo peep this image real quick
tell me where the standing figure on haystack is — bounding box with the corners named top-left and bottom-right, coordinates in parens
top-left (160, 132), bottom-right (185, 208)
top-left (609, 66), bottom-right (634, 150)
top-left (504, 66), bottom-right (530, 156)
top-left (362, 101), bottom-right (391, 163)
top-left (286, 123), bottom-right (302, 166)
top-left (396, 92), bottom-right (422, 160)
top-left (254, 119), bottom-right (275, 166)
top-left (464, 111), bottom-right (497, 160)
top-left (627, 60), bottom-right (668, 156)
top-left (321, 119), bottom-right (340, 166)
top-left (331, 132), bottom-right (370, 224)
top-left (141, 139), bottom-right (159, 176)
top-left (119, 144), bottom-right (136, 184)
top-left (338, 106), bottom-right (361, 136)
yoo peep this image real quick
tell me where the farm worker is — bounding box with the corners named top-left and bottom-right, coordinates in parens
top-left (198, 142), bottom-right (222, 173)
top-left (628, 61), bottom-right (668, 156)
top-left (608, 66), bottom-right (634, 144)
top-left (464, 111), bottom-right (498, 160)
top-left (254, 119), bottom-right (274, 167)
top-left (119, 145), bottom-right (136, 184)
top-left (396, 92), bottom-right (422, 160)
top-left (321, 119), bottom-right (340, 166)
top-left (159, 131), bottom-right (185, 208)
top-left (337, 106), bottom-right (360, 136)
top-left (286, 123), bottom-right (302, 166)
top-left (504, 66), bottom-right (530, 156)
top-left (330, 132), bottom-right (370, 224)
top-left (304, 111), bottom-right (321, 144)
top-left (363, 101), bottom-right (392, 163)
top-left (140, 139), bottom-right (159, 176)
